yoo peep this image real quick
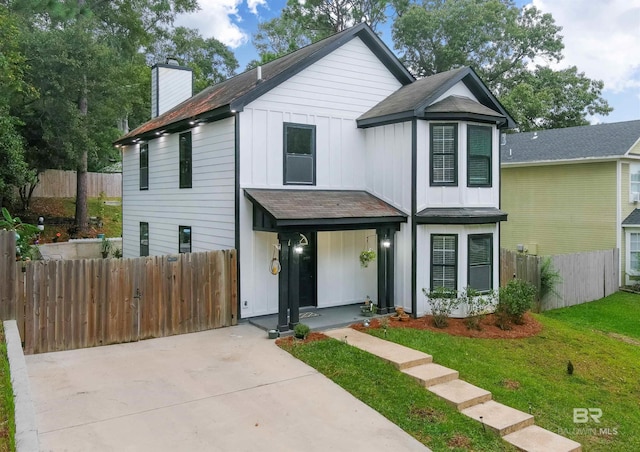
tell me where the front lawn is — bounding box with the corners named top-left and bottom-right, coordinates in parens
top-left (280, 294), bottom-right (640, 451)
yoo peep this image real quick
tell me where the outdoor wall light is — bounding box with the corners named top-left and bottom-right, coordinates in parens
top-left (294, 244), bottom-right (304, 254)
top-left (381, 238), bottom-right (391, 248)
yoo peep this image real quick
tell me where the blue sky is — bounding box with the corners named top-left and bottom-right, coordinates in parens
top-left (175, 0), bottom-right (640, 124)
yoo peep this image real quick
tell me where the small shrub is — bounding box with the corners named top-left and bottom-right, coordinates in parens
top-left (538, 257), bottom-right (562, 310)
top-left (294, 323), bottom-right (310, 339)
top-left (461, 287), bottom-right (495, 330)
top-left (497, 278), bottom-right (537, 329)
top-left (423, 287), bottom-right (460, 328)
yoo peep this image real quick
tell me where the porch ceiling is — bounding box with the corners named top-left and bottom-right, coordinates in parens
top-left (244, 189), bottom-right (407, 231)
top-left (416, 207), bottom-right (507, 224)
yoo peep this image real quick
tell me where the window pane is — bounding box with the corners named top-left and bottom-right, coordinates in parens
top-left (468, 234), bottom-right (492, 291)
top-left (140, 144), bottom-right (148, 190)
top-left (286, 127), bottom-right (313, 155)
top-left (284, 124), bottom-right (315, 184)
top-left (179, 226), bottom-right (191, 253)
top-left (431, 125), bottom-right (456, 184)
top-left (140, 222), bottom-right (149, 257)
top-left (179, 132), bottom-right (192, 189)
top-left (432, 235), bottom-right (457, 290)
top-left (468, 126), bottom-right (491, 186)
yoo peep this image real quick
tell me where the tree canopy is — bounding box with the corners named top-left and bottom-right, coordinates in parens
top-left (392, 0), bottom-right (611, 130)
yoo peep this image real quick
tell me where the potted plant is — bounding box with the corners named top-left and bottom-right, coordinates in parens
top-left (100, 236), bottom-right (113, 258)
top-left (359, 248), bottom-right (376, 268)
top-left (294, 323), bottom-right (310, 340)
top-left (360, 297), bottom-right (377, 317)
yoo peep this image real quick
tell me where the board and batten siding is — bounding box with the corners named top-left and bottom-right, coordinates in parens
top-left (416, 118), bottom-right (500, 211)
top-left (238, 36), bottom-right (404, 317)
top-left (122, 118), bottom-right (235, 258)
top-left (500, 161), bottom-right (617, 256)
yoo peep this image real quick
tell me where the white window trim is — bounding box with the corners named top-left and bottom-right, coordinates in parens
top-left (625, 228), bottom-right (640, 278)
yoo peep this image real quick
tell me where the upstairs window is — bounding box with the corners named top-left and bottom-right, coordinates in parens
top-left (139, 143), bottom-right (148, 190)
top-left (284, 123), bottom-right (315, 185)
top-left (431, 234), bottom-right (457, 290)
top-left (179, 226), bottom-right (191, 253)
top-left (468, 125), bottom-right (492, 187)
top-left (468, 234), bottom-right (493, 292)
top-left (430, 124), bottom-right (457, 186)
top-left (179, 131), bottom-right (192, 188)
top-left (631, 166), bottom-right (640, 200)
top-left (140, 222), bottom-right (149, 256)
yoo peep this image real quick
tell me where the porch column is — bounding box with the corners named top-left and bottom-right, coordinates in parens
top-left (277, 232), bottom-right (301, 331)
top-left (376, 227), bottom-right (395, 314)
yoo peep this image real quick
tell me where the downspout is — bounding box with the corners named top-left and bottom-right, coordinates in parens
top-left (411, 118), bottom-right (418, 317)
top-left (234, 113), bottom-right (242, 320)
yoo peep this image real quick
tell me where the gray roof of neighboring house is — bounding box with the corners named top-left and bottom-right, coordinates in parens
top-left (501, 120), bottom-right (640, 164)
top-left (622, 209), bottom-right (640, 226)
top-left (357, 66), bottom-right (515, 129)
top-left (115, 23), bottom-right (414, 145)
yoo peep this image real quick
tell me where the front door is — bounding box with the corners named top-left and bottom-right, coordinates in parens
top-left (298, 231), bottom-right (317, 307)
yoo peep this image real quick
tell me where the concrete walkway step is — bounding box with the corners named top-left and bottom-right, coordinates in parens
top-left (402, 363), bottom-right (459, 387)
top-left (504, 425), bottom-right (582, 452)
top-left (462, 400), bottom-right (534, 436)
top-left (427, 378), bottom-right (491, 410)
top-left (325, 328), bottom-right (432, 370)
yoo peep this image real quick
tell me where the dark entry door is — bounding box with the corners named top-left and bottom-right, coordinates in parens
top-left (298, 232), bottom-right (317, 307)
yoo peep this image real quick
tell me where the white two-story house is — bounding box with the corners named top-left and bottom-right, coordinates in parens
top-left (115, 24), bottom-right (515, 331)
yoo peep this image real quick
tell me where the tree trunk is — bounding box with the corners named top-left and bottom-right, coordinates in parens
top-left (75, 74), bottom-right (88, 232)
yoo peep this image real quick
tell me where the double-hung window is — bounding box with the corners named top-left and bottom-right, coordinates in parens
top-left (284, 123), bottom-right (315, 185)
top-left (631, 167), bottom-right (640, 200)
top-left (630, 232), bottom-right (640, 273)
top-left (179, 131), bottom-right (192, 189)
top-left (430, 124), bottom-right (457, 186)
top-left (468, 234), bottom-right (493, 292)
top-left (431, 235), bottom-right (457, 290)
top-left (467, 125), bottom-right (492, 187)
top-left (139, 143), bottom-right (148, 190)
top-left (140, 222), bottom-right (149, 257)
top-left (179, 226), bottom-right (191, 253)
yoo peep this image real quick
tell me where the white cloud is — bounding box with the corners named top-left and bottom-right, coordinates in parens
top-left (247, 0), bottom-right (268, 15)
top-left (531, 0), bottom-right (640, 93)
top-left (174, 0), bottom-right (248, 48)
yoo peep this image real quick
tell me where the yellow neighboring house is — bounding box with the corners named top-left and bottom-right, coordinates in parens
top-left (500, 120), bottom-right (640, 284)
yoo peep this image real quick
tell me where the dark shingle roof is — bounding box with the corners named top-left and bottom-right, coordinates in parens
top-left (115, 24), bottom-right (413, 145)
top-left (416, 207), bottom-right (507, 224)
top-left (623, 209), bottom-right (640, 225)
top-left (244, 189), bottom-right (407, 228)
top-left (357, 66), bottom-right (515, 128)
top-left (501, 120), bottom-right (640, 164)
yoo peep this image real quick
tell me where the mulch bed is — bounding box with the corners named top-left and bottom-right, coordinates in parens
top-left (351, 312), bottom-right (542, 339)
top-left (275, 332), bottom-right (329, 346)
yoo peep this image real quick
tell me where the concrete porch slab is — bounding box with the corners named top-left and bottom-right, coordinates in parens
top-left (462, 400), bottom-right (534, 436)
top-left (402, 363), bottom-right (459, 387)
top-left (427, 379), bottom-right (492, 410)
top-left (504, 425), bottom-right (582, 452)
top-left (324, 328), bottom-right (432, 369)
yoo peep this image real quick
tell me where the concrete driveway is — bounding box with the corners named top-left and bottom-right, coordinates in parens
top-left (26, 323), bottom-right (429, 451)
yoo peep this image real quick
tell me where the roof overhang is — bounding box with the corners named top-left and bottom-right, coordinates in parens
top-left (416, 207), bottom-right (507, 224)
top-left (244, 189), bottom-right (408, 232)
top-left (500, 155), bottom-right (633, 168)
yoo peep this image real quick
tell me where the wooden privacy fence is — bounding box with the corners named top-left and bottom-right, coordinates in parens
top-left (0, 231), bottom-right (237, 354)
top-left (500, 248), bottom-right (619, 311)
top-left (20, 169), bottom-right (122, 198)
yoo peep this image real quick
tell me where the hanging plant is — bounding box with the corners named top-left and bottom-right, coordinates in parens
top-left (359, 248), bottom-right (376, 268)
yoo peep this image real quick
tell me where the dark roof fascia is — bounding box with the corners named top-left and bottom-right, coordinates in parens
top-left (230, 24), bottom-right (414, 113)
top-left (356, 111), bottom-right (415, 128)
top-left (416, 209), bottom-right (508, 225)
top-left (422, 112), bottom-right (506, 126)
top-left (413, 67), bottom-right (516, 129)
top-left (115, 105), bottom-right (233, 146)
top-left (151, 62), bottom-right (193, 73)
top-left (274, 216), bottom-right (407, 229)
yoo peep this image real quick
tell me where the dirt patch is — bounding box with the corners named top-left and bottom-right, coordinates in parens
top-left (409, 406), bottom-right (444, 423)
top-left (447, 434), bottom-right (472, 449)
top-left (352, 312), bottom-right (542, 339)
top-left (607, 332), bottom-right (640, 346)
top-left (275, 332), bottom-right (328, 346)
top-left (500, 379), bottom-right (521, 390)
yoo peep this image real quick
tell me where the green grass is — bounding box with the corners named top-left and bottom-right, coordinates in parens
top-left (542, 291), bottom-right (640, 340)
top-left (280, 293), bottom-right (640, 451)
top-left (279, 338), bottom-right (514, 451)
top-left (61, 197), bottom-right (122, 238)
top-left (0, 325), bottom-right (15, 452)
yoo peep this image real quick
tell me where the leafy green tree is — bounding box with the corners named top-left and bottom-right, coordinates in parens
top-left (251, 0), bottom-right (390, 67)
top-left (148, 27), bottom-right (238, 93)
top-left (392, 0), bottom-right (611, 131)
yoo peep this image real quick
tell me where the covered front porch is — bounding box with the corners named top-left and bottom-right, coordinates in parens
top-left (244, 189), bottom-right (407, 332)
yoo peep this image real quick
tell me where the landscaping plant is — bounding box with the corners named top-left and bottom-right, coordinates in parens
top-left (496, 278), bottom-right (537, 329)
top-left (460, 287), bottom-right (495, 330)
top-left (0, 207), bottom-right (38, 260)
top-left (538, 256), bottom-right (562, 310)
top-left (293, 323), bottom-right (310, 339)
top-left (423, 287), bottom-right (460, 328)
